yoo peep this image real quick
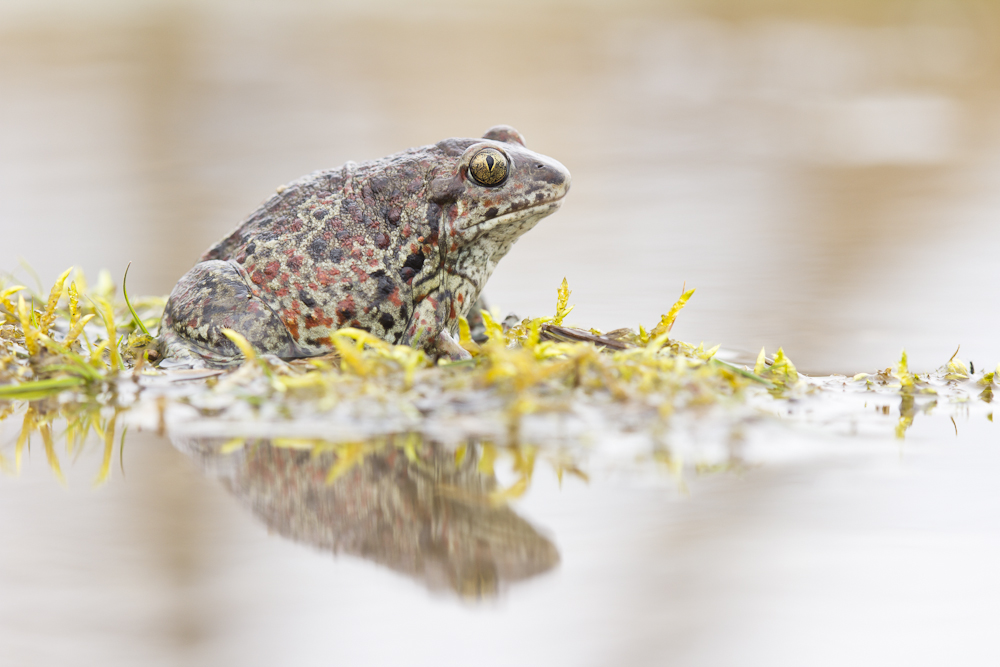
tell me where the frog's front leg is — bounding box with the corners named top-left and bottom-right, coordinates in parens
top-left (159, 259), bottom-right (305, 365)
top-left (404, 293), bottom-right (469, 361)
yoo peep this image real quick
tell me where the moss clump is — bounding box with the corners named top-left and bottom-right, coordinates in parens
top-left (0, 267), bottom-right (996, 486)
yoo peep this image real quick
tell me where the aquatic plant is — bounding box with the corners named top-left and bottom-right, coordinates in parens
top-left (0, 266), bottom-right (995, 488)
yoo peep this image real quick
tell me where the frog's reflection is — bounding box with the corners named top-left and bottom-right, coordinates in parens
top-left (171, 437), bottom-right (559, 598)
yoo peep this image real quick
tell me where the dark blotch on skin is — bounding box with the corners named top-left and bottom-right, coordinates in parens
top-left (403, 252), bottom-right (425, 273)
top-left (330, 248), bottom-right (344, 263)
top-left (484, 207), bottom-right (498, 220)
top-left (375, 232), bottom-right (390, 249)
top-left (378, 312), bottom-right (395, 330)
top-left (369, 270), bottom-right (395, 299)
top-left (299, 290), bottom-right (317, 309)
top-left (314, 208), bottom-right (328, 221)
top-left (426, 202), bottom-right (441, 226)
top-left (337, 304), bottom-right (355, 322)
top-left (308, 237), bottom-right (326, 260)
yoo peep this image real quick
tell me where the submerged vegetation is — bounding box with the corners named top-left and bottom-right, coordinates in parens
top-left (0, 267), bottom-right (996, 488)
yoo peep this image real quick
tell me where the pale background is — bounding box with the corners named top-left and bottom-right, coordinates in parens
top-left (3, 0), bottom-right (999, 373)
top-left (2, 1), bottom-right (1000, 665)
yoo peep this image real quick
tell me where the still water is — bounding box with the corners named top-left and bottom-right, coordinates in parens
top-left (2, 1), bottom-right (1000, 665)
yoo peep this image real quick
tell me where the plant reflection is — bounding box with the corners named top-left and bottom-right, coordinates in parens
top-left (0, 399), bottom-right (124, 484)
top-left (172, 435), bottom-right (561, 599)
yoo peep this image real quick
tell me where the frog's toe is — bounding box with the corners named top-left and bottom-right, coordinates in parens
top-left (159, 260), bottom-right (303, 364)
top-left (432, 330), bottom-right (472, 362)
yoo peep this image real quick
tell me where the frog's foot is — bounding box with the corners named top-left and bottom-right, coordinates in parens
top-left (158, 259), bottom-right (305, 367)
top-left (466, 295), bottom-right (490, 344)
top-left (432, 330), bottom-right (472, 362)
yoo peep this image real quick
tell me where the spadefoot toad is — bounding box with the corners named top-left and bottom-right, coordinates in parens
top-left (158, 125), bottom-right (570, 365)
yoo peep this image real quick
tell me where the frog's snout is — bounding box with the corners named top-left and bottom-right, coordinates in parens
top-left (530, 156), bottom-right (571, 202)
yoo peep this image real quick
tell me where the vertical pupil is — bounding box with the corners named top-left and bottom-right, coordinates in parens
top-left (486, 155), bottom-right (495, 170)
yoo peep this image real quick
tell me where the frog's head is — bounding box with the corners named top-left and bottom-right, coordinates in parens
top-left (429, 125), bottom-right (571, 262)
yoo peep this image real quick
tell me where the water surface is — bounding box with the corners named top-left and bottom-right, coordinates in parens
top-left (2, 1), bottom-right (1000, 665)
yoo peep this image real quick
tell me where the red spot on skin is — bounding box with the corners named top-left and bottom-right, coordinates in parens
top-left (285, 316), bottom-right (300, 339)
top-left (375, 232), bottom-right (389, 249)
top-left (305, 307), bottom-right (334, 329)
top-left (366, 249), bottom-right (374, 258)
top-left (351, 266), bottom-right (369, 281)
top-left (316, 268), bottom-right (340, 285)
top-left (457, 293), bottom-right (464, 303)
top-left (449, 302), bottom-right (456, 319)
top-left (275, 287), bottom-right (289, 298)
top-left (449, 242), bottom-right (458, 252)
top-left (426, 297), bottom-right (438, 308)
top-left (387, 287), bottom-right (402, 308)
top-left (289, 220), bottom-right (303, 233)
top-left (264, 262), bottom-right (280, 280)
top-left (251, 271), bottom-right (265, 285)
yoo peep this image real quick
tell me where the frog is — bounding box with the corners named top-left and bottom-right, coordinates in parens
top-left (157, 125), bottom-right (570, 366)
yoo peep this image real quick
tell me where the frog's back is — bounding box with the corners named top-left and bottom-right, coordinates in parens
top-left (193, 143), bottom-right (465, 353)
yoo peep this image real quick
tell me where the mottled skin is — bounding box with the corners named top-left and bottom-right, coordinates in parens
top-left (159, 125), bottom-right (570, 365)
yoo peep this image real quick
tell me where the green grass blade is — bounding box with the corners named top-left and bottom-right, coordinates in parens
top-left (122, 262), bottom-right (150, 335)
top-left (710, 358), bottom-right (775, 387)
top-left (0, 377), bottom-right (87, 399)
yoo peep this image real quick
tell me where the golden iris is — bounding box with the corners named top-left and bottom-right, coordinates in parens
top-left (468, 148), bottom-right (508, 186)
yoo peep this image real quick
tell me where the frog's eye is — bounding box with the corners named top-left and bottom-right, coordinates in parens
top-left (468, 148), bottom-right (509, 187)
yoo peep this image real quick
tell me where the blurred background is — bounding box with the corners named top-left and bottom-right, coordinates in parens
top-left (3, 1), bottom-right (1000, 665)
top-left (3, 0), bottom-right (999, 373)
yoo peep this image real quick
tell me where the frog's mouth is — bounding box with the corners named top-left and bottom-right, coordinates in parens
top-left (460, 196), bottom-right (566, 236)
